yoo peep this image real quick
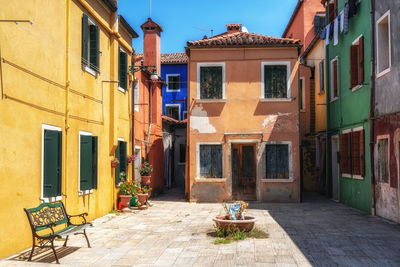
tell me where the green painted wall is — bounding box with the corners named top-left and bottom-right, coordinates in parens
top-left (326, 0), bottom-right (372, 213)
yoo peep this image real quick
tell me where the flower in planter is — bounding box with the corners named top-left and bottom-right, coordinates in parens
top-left (138, 161), bottom-right (153, 176)
top-left (137, 185), bottom-right (152, 194)
top-left (111, 158), bottom-right (120, 167)
top-left (119, 179), bottom-right (140, 195)
top-left (127, 154), bottom-right (136, 163)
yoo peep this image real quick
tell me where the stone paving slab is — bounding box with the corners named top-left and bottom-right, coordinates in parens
top-left (2, 191), bottom-right (400, 266)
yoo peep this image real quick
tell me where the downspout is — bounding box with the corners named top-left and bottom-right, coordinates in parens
top-left (146, 79), bottom-right (153, 160)
top-left (369, 0), bottom-right (376, 215)
top-left (131, 61), bottom-right (137, 179)
top-left (64, 0), bottom-right (71, 208)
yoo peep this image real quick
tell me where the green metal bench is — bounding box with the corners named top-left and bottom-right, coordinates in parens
top-left (24, 201), bottom-right (92, 264)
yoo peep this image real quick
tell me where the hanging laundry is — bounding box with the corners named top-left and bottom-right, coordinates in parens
top-left (348, 0), bottom-right (359, 18)
top-left (325, 24), bottom-right (330, 45)
top-left (343, 2), bottom-right (349, 34)
top-left (340, 10), bottom-right (344, 32)
top-left (329, 23), bottom-right (334, 40)
top-left (320, 26), bottom-right (327, 40)
top-left (333, 17), bottom-right (339, 46)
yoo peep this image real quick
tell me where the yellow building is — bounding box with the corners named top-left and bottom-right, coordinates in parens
top-left (0, 0), bottom-right (137, 257)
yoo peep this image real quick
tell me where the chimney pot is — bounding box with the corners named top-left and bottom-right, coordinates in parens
top-left (226, 23), bottom-right (242, 33)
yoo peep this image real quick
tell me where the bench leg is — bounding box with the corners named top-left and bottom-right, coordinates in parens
top-left (83, 229), bottom-right (91, 248)
top-left (50, 239), bottom-right (59, 264)
top-left (28, 245), bottom-right (35, 262)
top-left (63, 235), bottom-right (69, 247)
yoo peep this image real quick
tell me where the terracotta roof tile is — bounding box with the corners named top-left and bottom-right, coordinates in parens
top-left (187, 32), bottom-right (301, 49)
top-left (160, 53), bottom-right (188, 64)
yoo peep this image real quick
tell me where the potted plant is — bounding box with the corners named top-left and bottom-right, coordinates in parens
top-left (111, 158), bottom-right (119, 168)
top-left (118, 173), bottom-right (138, 209)
top-left (139, 161), bottom-right (153, 185)
top-left (136, 185), bottom-right (151, 207)
top-left (127, 154), bottom-right (136, 164)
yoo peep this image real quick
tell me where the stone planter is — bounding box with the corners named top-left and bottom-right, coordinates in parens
top-left (137, 193), bottom-right (148, 206)
top-left (213, 216), bottom-right (256, 232)
top-left (119, 195), bottom-right (131, 209)
top-left (141, 175), bottom-right (151, 186)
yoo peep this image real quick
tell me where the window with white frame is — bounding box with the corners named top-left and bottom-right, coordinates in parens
top-left (339, 128), bottom-right (365, 177)
top-left (165, 104), bottom-right (180, 120)
top-left (134, 82), bottom-right (139, 112)
top-left (118, 47), bottom-right (128, 91)
top-left (376, 137), bottom-right (389, 183)
top-left (330, 57), bottom-right (339, 100)
top-left (262, 62), bottom-right (291, 99)
top-left (350, 35), bottom-right (364, 89)
top-left (376, 11), bottom-right (391, 76)
top-left (82, 14), bottom-right (99, 74)
top-left (197, 63), bottom-right (225, 100)
top-left (198, 144), bottom-right (223, 178)
top-left (300, 77), bottom-right (305, 111)
top-left (167, 74), bottom-right (180, 92)
top-left (79, 131), bottom-right (98, 193)
top-left (265, 142), bottom-right (291, 179)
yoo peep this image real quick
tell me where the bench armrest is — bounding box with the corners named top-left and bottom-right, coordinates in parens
top-left (68, 213), bottom-right (88, 225)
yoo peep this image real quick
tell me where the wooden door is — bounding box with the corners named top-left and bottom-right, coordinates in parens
top-left (232, 144), bottom-right (257, 200)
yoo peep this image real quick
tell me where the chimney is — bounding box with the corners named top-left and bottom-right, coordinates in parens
top-left (140, 18), bottom-right (163, 75)
top-left (226, 23), bottom-right (242, 34)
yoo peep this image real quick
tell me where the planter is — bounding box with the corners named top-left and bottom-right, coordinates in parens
top-left (111, 161), bottom-right (119, 168)
top-left (213, 216), bottom-right (256, 232)
top-left (141, 175), bottom-right (151, 185)
top-left (137, 193), bottom-right (148, 206)
top-left (119, 195), bottom-right (132, 209)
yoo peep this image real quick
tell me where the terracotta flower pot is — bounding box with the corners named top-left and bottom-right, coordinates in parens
top-left (111, 161), bottom-right (119, 168)
top-left (137, 193), bottom-right (148, 206)
top-left (119, 195), bottom-right (131, 209)
top-left (141, 175), bottom-right (151, 185)
top-left (213, 216), bottom-right (256, 232)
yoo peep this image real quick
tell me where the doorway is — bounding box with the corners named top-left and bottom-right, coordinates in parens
top-left (331, 136), bottom-right (339, 201)
top-left (232, 143), bottom-right (257, 200)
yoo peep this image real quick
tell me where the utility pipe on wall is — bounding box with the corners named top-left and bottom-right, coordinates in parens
top-left (146, 79), bottom-right (153, 160)
top-left (64, 0), bottom-right (71, 208)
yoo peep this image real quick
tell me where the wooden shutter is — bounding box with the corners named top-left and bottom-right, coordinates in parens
top-left (276, 145), bottom-right (289, 179)
top-left (43, 130), bottom-right (62, 198)
top-left (200, 145), bottom-right (222, 178)
top-left (340, 133), bottom-right (351, 174)
top-left (359, 36), bottom-right (364, 85)
top-left (89, 25), bottom-right (99, 71)
top-left (200, 67), bottom-right (222, 99)
top-left (265, 145), bottom-right (277, 179)
top-left (333, 60), bottom-right (338, 97)
top-left (328, 3), bottom-right (335, 23)
top-left (115, 143), bottom-right (120, 184)
top-left (119, 49), bottom-right (127, 90)
top-left (81, 14), bottom-right (89, 65)
top-left (360, 130), bottom-right (365, 176)
top-left (319, 61), bottom-right (324, 93)
top-left (264, 65), bottom-right (287, 98)
top-left (120, 141), bottom-right (127, 174)
top-left (351, 131), bottom-right (361, 175)
top-left (92, 136), bottom-right (98, 189)
top-left (350, 45), bottom-right (359, 88)
top-left (80, 135), bottom-right (93, 190)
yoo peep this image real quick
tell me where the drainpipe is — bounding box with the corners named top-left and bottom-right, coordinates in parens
top-left (64, 0), bottom-right (71, 208)
top-left (131, 55), bottom-right (137, 180)
top-left (146, 79), bottom-right (153, 160)
top-left (369, 0), bottom-right (376, 215)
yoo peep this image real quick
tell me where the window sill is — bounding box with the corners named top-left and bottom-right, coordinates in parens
top-left (41, 196), bottom-right (62, 203)
top-left (195, 99), bottom-right (226, 103)
top-left (83, 65), bottom-right (98, 77)
top-left (342, 173), bottom-right (352, 178)
top-left (351, 84), bottom-right (363, 92)
top-left (376, 67), bottom-right (391, 79)
top-left (352, 175), bottom-right (364, 180)
top-left (195, 178), bottom-right (226, 183)
top-left (259, 98), bottom-right (293, 102)
top-left (330, 97), bottom-right (339, 102)
top-left (166, 89), bottom-right (181, 93)
top-left (262, 178), bottom-right (294, 183)
top-left (118, 87), bottom-right (127, 93)
top-left (79, 189), bottom-right (93, 196)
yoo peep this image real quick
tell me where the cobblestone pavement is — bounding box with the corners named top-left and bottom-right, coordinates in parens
top-left (2, 190), bottom-right (400, 267)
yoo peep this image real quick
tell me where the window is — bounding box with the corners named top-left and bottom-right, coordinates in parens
top-left (82, 14), bottom-right (99, 74)
top-left (179, 143), bottom-right (186, 163)
top-left (42, 126), bottom-right (62, 200)
top-left (376, 137), bottom-right (389, 183)
top-left (198, 144), bottom-right (223, 178)
top-left (299, 77), bottom-right (305, 111)
top-left (376, 11), bottom-right (391, 77)
top-left (350, 36), bottom-right (364, 89)
top-left (262, 62), bottom-right (290, 99)
top-left (328, 0), bottom-right (338, 23)
top-left (115, 140), bottom-right (127, 184)
top-left (197, 63), bottom-right (225, 100)
top-left (339, 129), bottom-right (365, 177)
top-left (330, 57), bottom-right (338, 100)
top-left (118, 47), bottom-right (128, 91)
top-left (134, 82), bottom-right (139, 112)
top-left (265, 143), bottom-right (290, 179)
top-left (183, 111), bottom-right (187, 120)
top-left (319, 60), bottom-right (325, 93)
top-left (79, 132), bottom-right (98, 193)
top-left (314, 14), bottom-right (326, 34)
top-left (165, 104), bottom-right (180, 120)
top-left (167, 74), bottom-right (180, 92)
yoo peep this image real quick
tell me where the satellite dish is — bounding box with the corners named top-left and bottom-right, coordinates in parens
top-left (242, 26), bottom-right (248, 33)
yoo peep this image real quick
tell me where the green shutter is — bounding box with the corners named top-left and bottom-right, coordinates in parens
top-left (82, 14), bottom-right (89, 65)
top-left (89, 24), bottom-right (99, 71)
top-left (200, 67), bottom-right (222, 99)
top-left (119, 49), bottom-right (127, 90)
top-left (44, 130), bottom-right (62, 198)
top-left (264, 65), bottom-right (287, 98)
top-left (115, 143), bottom-right (120, 184)
top-left (80, 135), bottom-right (93, 190)
top-left (120, 141), bottom-right (127, 174)
top-left (92, 136), bottom-right (98, 189)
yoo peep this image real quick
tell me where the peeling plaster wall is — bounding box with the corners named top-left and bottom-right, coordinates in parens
top-left (190, 105), bottom-right (216, 133)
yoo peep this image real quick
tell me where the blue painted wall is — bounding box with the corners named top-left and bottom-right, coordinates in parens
top-left (161, 63), bottom-right (188, 120)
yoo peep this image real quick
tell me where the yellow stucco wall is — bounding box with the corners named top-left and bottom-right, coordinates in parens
top-left (0, 0), bottom-right (133, 258)
top-left (305, 39), bottom-right (327, 133)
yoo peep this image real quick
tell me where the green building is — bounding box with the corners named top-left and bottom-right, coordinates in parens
top-left (324, 0), bottom-right (372, 213)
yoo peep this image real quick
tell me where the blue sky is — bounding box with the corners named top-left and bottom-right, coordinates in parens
top-left (118, 0), bottom-right (298, 53)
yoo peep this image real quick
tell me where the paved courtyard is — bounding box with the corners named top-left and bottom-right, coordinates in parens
top-left (2, 190), bottom-right (400, 267)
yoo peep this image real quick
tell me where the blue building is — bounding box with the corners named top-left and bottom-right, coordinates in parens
top-left (161, 53), bottom-right (188, 121)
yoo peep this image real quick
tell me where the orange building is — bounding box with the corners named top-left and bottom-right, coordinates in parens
top-left (282, 0), bottom-right (325, 192)
top-left (185, 24), bottom-right (302, 202)
top-left (133, 18), bottom-right (164, 194)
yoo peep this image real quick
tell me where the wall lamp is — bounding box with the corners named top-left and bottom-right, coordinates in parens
top-left (130, 63), bottom-right (159, 81)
